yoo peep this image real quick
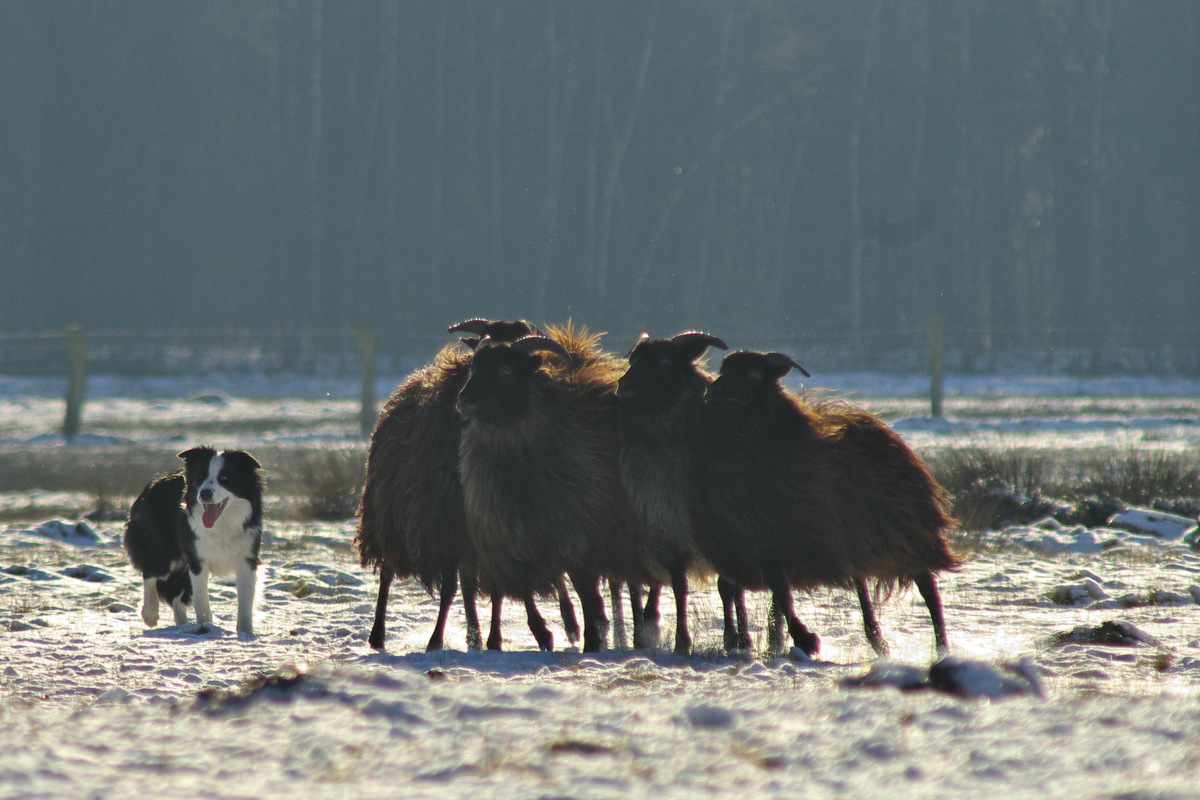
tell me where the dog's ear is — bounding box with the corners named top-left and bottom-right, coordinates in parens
top-left (222, 450), bottom-right (263, 472)
top-left (177, 446), bottom-right (218, 472)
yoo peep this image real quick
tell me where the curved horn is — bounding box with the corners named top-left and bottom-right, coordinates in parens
top-left (624, 332), bottom-right (651, 358)
top-left (671, 331), bottom-right (728, 351)
top-left (448, 318), bottom-right (493, 336)
top-left (765, 352), bottom-right (811, 378)
top-left (510, 335), bottom-right (572, 363)
top-left (449, 318), bottom-right (538, 342)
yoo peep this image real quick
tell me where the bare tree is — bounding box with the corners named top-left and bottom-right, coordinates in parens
top-left (848, 0), bottom-right (883, 359)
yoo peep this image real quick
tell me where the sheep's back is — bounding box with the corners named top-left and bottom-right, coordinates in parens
top-left (819, 403), bottom-right (961, 578)
top-left (355, 346), bottom-right (474, 590)
top-left (694, 395), bottom-right (858, 590)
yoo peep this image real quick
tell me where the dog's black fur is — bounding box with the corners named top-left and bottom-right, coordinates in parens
top-left (124, 472), bottom-right (191, 627)
top-left (123, 447), bottom-right (265, 631)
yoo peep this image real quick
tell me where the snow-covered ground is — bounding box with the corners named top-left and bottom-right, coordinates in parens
top-left (2, 372), bottom-right (1200, 798)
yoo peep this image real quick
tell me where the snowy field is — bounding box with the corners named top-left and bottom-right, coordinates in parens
top-left (3, 371), bottom-right (1200, 798)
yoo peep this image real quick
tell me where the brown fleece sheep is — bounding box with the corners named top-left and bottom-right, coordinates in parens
top-left (456, 323), bottom-right (650, 652)
top-left (696, 350), bottom-right (960, 656)
top-left (615, 331), bottom-right (730, 655)
top-left (355, 319), bottom-right (578, 652)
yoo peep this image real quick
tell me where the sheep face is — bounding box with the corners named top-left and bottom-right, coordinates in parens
top-left (617, 332), bottom-right (727, 416)
top-left (457, 343), bottom-right (543, 426)
top-left (706, 351), bottom-right (807, 408)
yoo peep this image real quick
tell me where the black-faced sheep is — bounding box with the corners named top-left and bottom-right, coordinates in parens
top-left (456, 324), bottom-right (650, 652)
top-left (355, 319), bottom-right (578, 652)
top-left (615, 331), bottom-right (728, 655)
top-left (696, 350), bottom-right (960, 656)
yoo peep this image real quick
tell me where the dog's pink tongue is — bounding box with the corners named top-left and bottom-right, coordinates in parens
top-left (202, 499), bottom-right (227, 528)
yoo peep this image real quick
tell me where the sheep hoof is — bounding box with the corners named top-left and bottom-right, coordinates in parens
top-left (797, 631), bottom-right (820, 657)
top-left (368, 626), bottom-right (385, 650)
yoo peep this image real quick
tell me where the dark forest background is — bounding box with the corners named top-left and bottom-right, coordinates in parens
top-left (2, 1), bottom-right (1198, 369)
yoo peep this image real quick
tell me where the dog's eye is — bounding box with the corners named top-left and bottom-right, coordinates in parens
top-left (218, 472), bottom-right (228, 483)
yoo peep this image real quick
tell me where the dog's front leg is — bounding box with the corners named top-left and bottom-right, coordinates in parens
top-left (191, 568), bottom-right (213, 628)
top-left (170, 597), bottom-right (189, 625)
top-left (235, 560), bottom-right (257, 635)
top-left (141, 578), bottom-right (160, 627)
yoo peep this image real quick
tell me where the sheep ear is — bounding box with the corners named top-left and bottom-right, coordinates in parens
top-left (625, 332), bottom-right (651, 359)
top-left (672, 331), bottom-right (728, 362)
top-left (764, 352), bottom-right (811, 379)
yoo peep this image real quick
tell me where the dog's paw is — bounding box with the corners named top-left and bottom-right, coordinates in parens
top-left (141, 612), bottom-right (159, 628)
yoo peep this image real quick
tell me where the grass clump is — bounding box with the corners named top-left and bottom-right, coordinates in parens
top-left (293, 448), bottom-right (366, 521)
top-left (928, 446), bottom-right (1058, 498)
top-left (1072, 448), bottom-right (1200, 505)
top-left (927, 444), bottom-right (1200, 534)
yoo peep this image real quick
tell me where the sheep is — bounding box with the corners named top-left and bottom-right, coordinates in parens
top-left (614, 331), bottom-right (730, 655)
top-left (456, 324), bottom-right (650, 652)
top-left (696, 350), bottom-right (961, 656)
top-left (355, 318), bottom-right (578, 652)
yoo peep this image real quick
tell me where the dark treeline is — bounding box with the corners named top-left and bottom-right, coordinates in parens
top-left (1, 1), bottom-right (1198, 364)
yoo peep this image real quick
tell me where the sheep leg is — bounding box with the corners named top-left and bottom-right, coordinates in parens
top-left (733, 588), bottom-right (750, 650)
top-left (487, 594), bottom-right (504, 651)
top-left (368, 565), bottom-right (393, 650)
top-left (914, 571), bottom-right (949, 654)
top-left (523, 595), bottom-right (554, 651)
top-left (569, 573), bottom-right (608, 653)
top-left (556, 576), bottom-right (581, 645)
top-left (670, 569), bottom-right (690, 656)
top-left (610, 580), bottom-right (629, 650)
top-left (629, 584), bottom-right (657, 649)
top-left (639, 584), bottom-right (663, 650)
top-left (624, 582), bottom-right (642, 649)
top-left (855, 578), bottom-right (890, 657)
top-left (767, 605), bottom-right (784, 653)
top-left (425, 572), bottom-right (457, 652)
top-left (461, 570), bottom-right (483, 651)
top-left (717, 577), bottom-right (751, 652)
top-left (765, 566), bottom-right (819, 656)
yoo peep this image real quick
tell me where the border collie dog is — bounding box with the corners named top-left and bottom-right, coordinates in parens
top-left (123, 447), bottom-right (265, 635)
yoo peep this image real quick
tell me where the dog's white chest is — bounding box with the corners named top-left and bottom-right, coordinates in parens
top-left (188, 497), bottom-right (256, 576)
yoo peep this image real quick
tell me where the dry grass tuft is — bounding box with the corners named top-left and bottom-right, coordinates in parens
top-left (1072, 448), bottom-right (1200, 504)
top-left (292, 448), bottom-right (366, 521)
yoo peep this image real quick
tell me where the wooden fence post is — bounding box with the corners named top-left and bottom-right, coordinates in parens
top-left (926, 316), bottom-right (944, 418)
top-left (357, 326), bottom-right (377, 439)
top-left (64, 324), bottom-right (87, 441)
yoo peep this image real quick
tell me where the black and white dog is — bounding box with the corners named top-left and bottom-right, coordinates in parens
top-left (123, 447), bottom-right (265, 635)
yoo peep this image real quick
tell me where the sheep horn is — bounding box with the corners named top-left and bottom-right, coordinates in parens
top-left (765, 352), bottom-right (811, 378)
top-left (624, 332), bottom-right (651, 358)
top-left (448, 319), bottom-right (493, 335)
top-left (510, 335), bottom-right (572, 363)
top-left (672, 332), bottom-right (728, 351)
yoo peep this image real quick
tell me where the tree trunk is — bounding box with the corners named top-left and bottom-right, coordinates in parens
top-left (307, 0), bottom-right (323, 322)
top-left (848, 0), bottom-right (883, 362)
top-left (595, 0), bottom-right (658, 321)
